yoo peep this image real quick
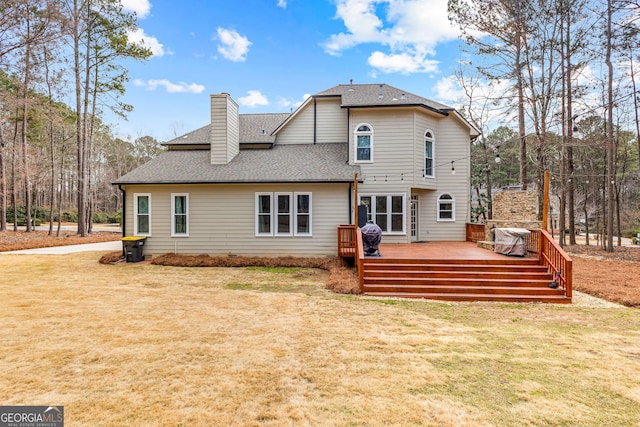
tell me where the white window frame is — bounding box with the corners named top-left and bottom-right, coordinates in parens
top-left (256, 193), bottom-right (273, 236)
top-left (133, 193), bottom-right (151, 236)
top-left (358, 194), bottom-right (406, 235)
top-left (424, 130), bottom-right (435, 178)
top-left (171, 193), bottom-right (189, 237)
top-left (354, 123), bottom-right (374, 163)
top-left (256, 192), bottom-right (313, 237)
top-left (275, 192), bottom-right (293, 236)
top-left (294, 192), bottom-right (312, 236)
top-left (437, 193), bottom-right (456, 222)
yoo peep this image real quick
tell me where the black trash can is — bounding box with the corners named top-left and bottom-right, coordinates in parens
top-left (122, 236), bottom-right (146, 262)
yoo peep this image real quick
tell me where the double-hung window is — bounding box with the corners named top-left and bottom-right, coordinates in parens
top-left (134, 193), bottom-right (151, 236)
top-left (256, 192), bottom-right (312, 236)
top-left (437, 193), bottom-right (455, 221)
top-left (355, 124), bottom-right (373, 162)
top-left (424, 130), bottom-right (434, 177)
top-left (171, 193), bottom-right (189, 236)
top-left (359, 194), bottom-right (405, 234)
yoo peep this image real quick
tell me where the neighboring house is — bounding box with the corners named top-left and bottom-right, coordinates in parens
top-left (113, 83), bottom-right (479, 258)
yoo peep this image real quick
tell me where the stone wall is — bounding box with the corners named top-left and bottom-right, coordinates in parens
top-left (481, 190), bottom-right (541, 243)
top-left (492, 190), bottom-right (538, 221)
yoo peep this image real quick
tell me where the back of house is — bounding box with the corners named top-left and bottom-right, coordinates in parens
top-left (113, 82), bottom-right (479, 258)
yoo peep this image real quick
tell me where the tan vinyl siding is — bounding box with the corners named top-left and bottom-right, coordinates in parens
top-left (122, 183), bottom-right (350, 257)
top-left (210, 94), bottom-right (239, 164)
top-left (316, 98), bottom-right (347, 143)
top-left (415, 116), bottom-right (470, 242)
top-left (276, 102), bottom-right (314, 145)
top-left (350, 108), bottom-right (470, 243)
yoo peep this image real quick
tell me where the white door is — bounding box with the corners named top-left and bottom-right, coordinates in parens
top-left (410, 195), bottom-right (419, 242)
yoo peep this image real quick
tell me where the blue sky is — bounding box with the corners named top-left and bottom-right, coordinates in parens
top-left (115, 0), bottom-right (466, 141)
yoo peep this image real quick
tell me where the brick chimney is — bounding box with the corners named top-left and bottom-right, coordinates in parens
top-left (210, 93), bottom-right (239, 165)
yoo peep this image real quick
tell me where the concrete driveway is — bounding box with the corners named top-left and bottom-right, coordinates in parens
top-left (2, 240), bottom-right (122, 255)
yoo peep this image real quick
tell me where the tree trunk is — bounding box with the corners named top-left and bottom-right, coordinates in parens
top-left (605, 0), bottom-right (615, 252)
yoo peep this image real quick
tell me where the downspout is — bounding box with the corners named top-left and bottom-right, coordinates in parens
top-left (348, 181), bottom-right (352, 224)
top-left (118, 185), bottom-right (126, 236)
top-left (118, 184), bottom-right (126, 258)
top-left (347, 107), bottom-right (351, 162)
top-left (313, 96), bottom-right (317, 144)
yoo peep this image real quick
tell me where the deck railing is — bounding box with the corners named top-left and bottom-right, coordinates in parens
top-left (466, 223), bottom-right (485, 242)
top-left (532, 229), bottom-right (573, 298)
top-left (337, 224), bottom-right (357, 265)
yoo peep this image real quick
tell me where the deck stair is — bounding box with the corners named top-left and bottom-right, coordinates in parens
top-left (362, 257), bottom-right (570, 303)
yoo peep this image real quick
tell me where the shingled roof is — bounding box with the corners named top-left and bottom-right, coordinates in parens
top-left (314, 83), bottom-right (453, 113)
top-left (113, 143), bottom-right (359, 184)
top-left (165, 113), bottom-right (290, 146)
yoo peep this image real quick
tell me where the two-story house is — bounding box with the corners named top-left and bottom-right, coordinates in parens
top-left (114, 83), bottom-right (479, 258)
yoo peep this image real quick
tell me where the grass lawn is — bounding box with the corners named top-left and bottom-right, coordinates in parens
top-left (1, 252), bottom-right (639, 426)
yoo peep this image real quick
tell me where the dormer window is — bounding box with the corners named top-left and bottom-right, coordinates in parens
top-left (355, 124), bottom-right (373, 163)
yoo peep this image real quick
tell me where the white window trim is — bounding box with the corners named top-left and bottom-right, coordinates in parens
top-left (294, 192), bottom-right (312, 237)
top-left (255, 193), bottom-right (273, 236)
top-left (171, 193), bottom-right (189, 237)
top-left (275, 192), bottom-right (293, 236)
top-left (359, 193), bottom-right (406, 235)
top-left (256, 192), bottom-right (313, 237)
top-left (437, 193), bottom-right (456, 222)
top-left (424, 129), bottom-right (435, 178)
top-left (354, 123), bottom-right (374, 163)
top-left (133, 193), bottom-right (151, 236)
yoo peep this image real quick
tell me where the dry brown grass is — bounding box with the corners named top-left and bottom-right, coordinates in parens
top-left (1, 252), bottom-right (640, 426)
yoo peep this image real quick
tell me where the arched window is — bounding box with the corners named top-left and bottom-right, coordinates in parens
top-left (437, 193), bottom-right (455, 221)
top-left (424, 130), bottom-right (434, 177)
top-left (355, 124), bottom-right (373, 162)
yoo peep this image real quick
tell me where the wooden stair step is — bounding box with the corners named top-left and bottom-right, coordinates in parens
top-left (363, 277), bottom-right (554, 287)
top-left (364, 270), bottom-right (551, 280)
top-left (363, 263), bottom-right (549, 272)
top-left (363, 292), bottom-right (572, 304)
top-left (363, 284), bottom-right (564, 295)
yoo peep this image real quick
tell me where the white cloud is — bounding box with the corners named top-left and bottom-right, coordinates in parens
top-left (239, 90), bottom-right (269, 107)
top-left (127, 28), bottom-right (165, 57)
top-left (277, 93), bottom-right (311, 110)
top-left (134, 79), bottom-right (205, 94)
top-left (277, 0), bottom-right (287, 9)
top-left (121, 0), bottom-right (151, 19)
top-left (368, 51), bottom-right (439, 74)
top-left (323, 0), bottom-right (460, 74)
top-left (216, 28), bottom-right (252, 62)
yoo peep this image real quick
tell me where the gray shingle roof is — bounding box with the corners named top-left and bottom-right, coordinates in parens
top-left (113, 143), bottom-right (359, 184)
top-left (315, 83), bottom-right (452, 112)
top-left (165, 113), bottom-right (290, 146)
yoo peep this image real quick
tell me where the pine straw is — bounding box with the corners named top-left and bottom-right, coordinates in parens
top-left (99, 252), bottom-right (361, 294)
top-left (0, 230), bottom-right (120, 252)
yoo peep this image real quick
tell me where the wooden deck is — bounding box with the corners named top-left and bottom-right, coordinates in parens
top-left (337, 225), bottom-right (572, 304)
top-left (376, 241), bottom-right (526, 260)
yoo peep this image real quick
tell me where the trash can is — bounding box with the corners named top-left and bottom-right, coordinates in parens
top-left (493, 228), bottom-right (530, 256)
top-left (122, 236), bottom-right (146, 262)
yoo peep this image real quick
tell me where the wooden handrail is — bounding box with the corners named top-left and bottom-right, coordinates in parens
top-left (535, 229), bottom-right (573, 299)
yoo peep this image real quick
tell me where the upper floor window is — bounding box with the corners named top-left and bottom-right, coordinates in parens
top-left (355, 124), bottom-right (373, 162)
top-left (424, 130), bottom-right (434, 177)
top-left (134, 193), bottom-right (151, 236)
top-left (171, 193), bottom-right (189, 236)
top-left (437, 193), bottom-right (455, 221)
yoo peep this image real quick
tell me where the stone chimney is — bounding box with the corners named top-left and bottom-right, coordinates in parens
top-left (210, 93), bottom-right (239, 165)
